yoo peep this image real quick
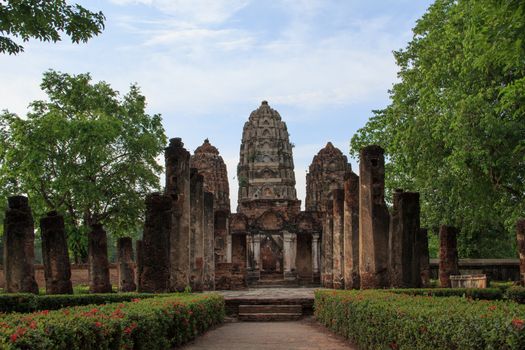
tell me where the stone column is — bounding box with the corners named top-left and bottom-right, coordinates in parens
top-left (203, 192), bottom-right (215, 291)
top-left (332, 189), bottom-right (345, 289)
top-left (516, 219), bottom-right (525, 285)
top-left (226, 234), bottom-right (232, 263)
top-left (283, 231), bottom-right (297, 280)
top-left (3, 196), bottom-right (38, 294)
top-left (439, 225), bottom-right (459, 288)
top-left (417, 228), bottom-right (430, 288)
top-left (253, 233), bottom-right (261, 270)
top-left (165, 138), bottom-right (191, 292)
top-left (388, 190), bottom-right (420, 288)
top-left (312, 233), bottom-right (320, 278)
top-left (190, 169), bottom-right (205, 292)
top-left (359, 145), bottom-right (390, 289)
top-left (135, 239), bottom-right (143, 290)
top-left (321, 200), bottom-right (334, 288)
top-left (139, 193), bottom-right (171, 293)
top-left (117, 237), bottom-right (136, 292)
top-left (88, 224), bottom-right (112, 293)
top-left (246, 234), bottom-right (253, 271)
top-left (344, 171), bottom-right (360, 289)
top-left (40, 211), bottom-right (73, 294)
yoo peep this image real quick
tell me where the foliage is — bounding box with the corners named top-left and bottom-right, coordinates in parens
top-left (0, 70), bottom-right (167, 261)
top-left (315, 289), bottom-right (525, 349)
top-left (389, 287), bottom-right (503, 300)
top-left (0, 0), bottom-right (105, 54)
top-left (350, 0), bottom-right (525, 258)
top-left (0, 292), bottom-right (173, 314)
top-left (506, 287), bottom-right (525, 304)
top-left (0, 293), bottom-right (224, 349)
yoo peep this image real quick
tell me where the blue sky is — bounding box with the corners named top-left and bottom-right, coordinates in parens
top-left (0, 0), bottom-right (433, 211)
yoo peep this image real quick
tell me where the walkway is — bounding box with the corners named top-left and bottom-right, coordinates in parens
top-left (181, 317), bottom-right (356, 350)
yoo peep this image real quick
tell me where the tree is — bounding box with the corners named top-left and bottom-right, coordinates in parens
top-left (350, 0), bottom-right (525, 258)
top-left (0, 70), bottom-right (167, 262)
top-left (0, 0), bottom-right (105, 54)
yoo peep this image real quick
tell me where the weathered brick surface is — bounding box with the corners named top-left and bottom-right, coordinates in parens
top-left (417, 228), bottom-right (430, 287)
top-left (439, 225), bottom-right (459, 288)
top-left (139, 193), bottom-right (171, 293)
top-left (332, 189), bottom-right (344, 289)
top-left (40, 211), bottom-right (73, 294)
top-left (358, 146), bottom-right (390, 289)
top-left (3, 196), bottom-right (39, 294)
top-left (321, 200), bottom-right (334, 288)
top-left (88, 224), bottom-right (112, 293)
top-left (117, 237), bottom-right (136, 292)
top-left (343, 171), bottom-right (360, 289)
top-left (165, 137), bottom-right (191, 291)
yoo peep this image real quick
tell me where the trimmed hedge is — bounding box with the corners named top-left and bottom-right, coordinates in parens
top-left (0, 293), bottom-right (224, 349)
top-left (0, 293), bottom-right (171, 313)
top-left (506, 287), bottom-right (525, 304)
top-left (315, 290), bottom-right (525, 349)
top-left (390, 287), bottom-right (503, 300)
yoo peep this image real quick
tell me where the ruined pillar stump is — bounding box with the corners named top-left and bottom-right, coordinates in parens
top-left (203, 192), bottom-right (215, 291)
top-left (516, 219), bottom-right (525, 285)
top-left (139, 193), bottom-right (171, 293)
top-left (343, 171), bottom-right (360, 289)
top-left (190, 169), bottom-right (205, 292)
top-left (165, 138), bottom-right (191, 292)
top-left (417, 228), bottom-right (430, 288)
top-left (388, 190), bottom-right (421, 288)
top-left (135, 239), bottom-right (143, 289)
top-left (439, 225), bottom-right (459, 288)
top-left (117, 237), bottom-right (136, 292)
top-left (359, 145), bottom-right (390, 289)
top-left (321, 200), bottom-right (334, 288)
top-left (283, 231), bottom-right (297, 280)
top-left (312, 232), bottom-right (320, 281)
top-left (332, 189), bottom-right (345, 289)
top-left (3, 196), bottom-right (39, 294)
top-left (40, 211), bottom-right (73, 294)
top-left (88, 224), bottom-right (112, 293)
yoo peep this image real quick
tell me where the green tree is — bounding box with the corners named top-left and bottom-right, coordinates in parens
top-left (351, 0), bottom-right (525, 258)
top-left (0, 0), bottom-right (105, 54)
top-left (0, 70), bottom-right (167, 262)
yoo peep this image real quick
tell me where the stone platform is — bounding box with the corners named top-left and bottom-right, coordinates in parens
top-left (217, 287), bottom-right (317, 319)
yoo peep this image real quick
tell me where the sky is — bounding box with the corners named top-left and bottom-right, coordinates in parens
top-left (0, 0), bottom-right (434, 211)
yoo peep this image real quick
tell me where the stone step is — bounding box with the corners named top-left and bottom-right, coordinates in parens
top-left (239, 304), bottom-right (302, 314)
top-left (238, 312), bottom-right (302, 322)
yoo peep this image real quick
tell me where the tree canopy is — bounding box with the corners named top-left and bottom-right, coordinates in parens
top-left (0, 70), bottom-right (167, 261)
top-left (350, 0), bottom-right (525, 258)
top-left (0, 0), bottom-right (105, 54)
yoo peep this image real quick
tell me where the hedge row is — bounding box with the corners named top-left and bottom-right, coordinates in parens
top-left (0, 293), bottom-right (224, 349)
top-left (506, 287), bottom-right (525, 304)
top-left (389, 288), bottom-right (503, 300)
top-left (0, 293), bottom-right (171, 313)
top-left (315, 290), bottom-right (525, 350)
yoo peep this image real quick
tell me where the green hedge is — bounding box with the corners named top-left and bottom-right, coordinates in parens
top-left (315, 290), bottom-right (525, 349)
top-left (506, 287), bottom-right (525, 304)
top-left (0, 293), bottom-right (224, 349)
top-left (390, 288), bottom-right (503, 300)
top-left (0, 293), bottom-right (171, 313)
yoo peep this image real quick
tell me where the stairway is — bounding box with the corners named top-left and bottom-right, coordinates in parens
top-left (238, 304), bottom-right (302, 321)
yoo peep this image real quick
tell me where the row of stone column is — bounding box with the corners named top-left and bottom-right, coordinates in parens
top-left (137, 138), bottom-right (215, 293)
top-left (3, 196), bottom-right (137, 294)
top-left (321, 146), bottom-right (430, 289)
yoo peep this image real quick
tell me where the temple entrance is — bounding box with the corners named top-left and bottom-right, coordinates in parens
top-left (260, 233), bottom-right (283, 276)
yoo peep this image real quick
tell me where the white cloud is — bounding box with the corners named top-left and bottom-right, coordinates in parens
top-left (110, 0), bottom-right (250, 25)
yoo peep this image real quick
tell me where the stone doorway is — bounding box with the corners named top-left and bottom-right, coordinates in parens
top-left (260, 233), bottom-right (283, 275)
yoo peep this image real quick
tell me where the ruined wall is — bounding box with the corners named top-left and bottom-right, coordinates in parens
top-left (165, 137), bottom-right (191, 291)
top-left (439, 225), bottom-right (459, 288)
top-left (343, 171), bottom-right (360, 289)
top-left (359, 145), bottom-right (390, 289)
top-left (388, 190), bottom-right (421, 288)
